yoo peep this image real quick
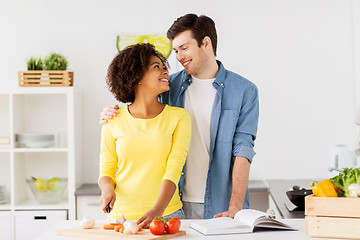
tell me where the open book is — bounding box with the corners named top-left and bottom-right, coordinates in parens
top-left (190, 209), bottom-right (296, 235)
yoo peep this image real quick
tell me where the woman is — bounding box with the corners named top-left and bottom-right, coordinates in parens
top-left (98, 43), bottom-right (191, 228)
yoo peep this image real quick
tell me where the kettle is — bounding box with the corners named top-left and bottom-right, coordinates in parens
top-left (329, 145), bottom-right (357, 177)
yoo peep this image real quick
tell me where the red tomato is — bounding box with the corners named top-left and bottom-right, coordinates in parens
top-left (165, 217), bottom-right (181, 234)
top-left (149, 219), bottom-right (165, 235)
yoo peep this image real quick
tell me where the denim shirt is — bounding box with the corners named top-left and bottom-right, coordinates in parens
top-left (160, 60), bottom-right (259, 219)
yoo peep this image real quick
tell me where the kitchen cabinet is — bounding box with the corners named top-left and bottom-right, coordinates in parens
top-left (14, 210), bottom-right (67, 240)
top-left (0, 211), bottom-right (12, 240)
top-left (76, 195), bottom-right (108, 220)
top-left (248, 180), bottom-right (269, 212)
top-left (0, 88), bottom-right (80, 240)
top-left (75, 184), bottom-right (107, 220)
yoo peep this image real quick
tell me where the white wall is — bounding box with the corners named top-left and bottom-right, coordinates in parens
top-left (0, 0), bottom-right (359, 183)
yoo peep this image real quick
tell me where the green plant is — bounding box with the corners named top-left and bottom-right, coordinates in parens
top-left (44, 52), bottom-right (68, 70)
top-left (27, 57), bottom-right (43, 70)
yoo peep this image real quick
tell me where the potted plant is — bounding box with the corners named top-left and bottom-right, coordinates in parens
top-left (18, 52), bottom-right (73, 87)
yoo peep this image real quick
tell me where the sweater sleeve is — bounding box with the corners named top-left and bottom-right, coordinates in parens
top-left (98, 123), bottom-right (118, 184)
top-left (162, 110), bottom-right (191, 184)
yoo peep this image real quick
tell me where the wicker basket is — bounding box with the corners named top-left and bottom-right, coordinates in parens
top-left (18, 71), bottom-right (73, 87)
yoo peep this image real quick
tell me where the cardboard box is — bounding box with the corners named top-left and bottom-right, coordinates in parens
top-left (305, 195), bottom-right (360, 239)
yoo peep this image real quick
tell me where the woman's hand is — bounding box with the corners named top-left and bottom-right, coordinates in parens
top-left (98, 176), bottom-right (116, 213)
top-left (136, 207), bottom-right (164, 228)
top-left (99, 105), bottom-right (119, 125)
top-left (99, 185), bottom-right (116, 213)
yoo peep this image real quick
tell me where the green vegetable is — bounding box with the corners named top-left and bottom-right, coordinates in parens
top-left (44, 52), bottom-right (68, 70)
top-left (330, 168), bottom-right (360, 198)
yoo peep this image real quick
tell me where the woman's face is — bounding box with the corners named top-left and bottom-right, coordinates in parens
top-left (138, 55), bottom-right (169, 95)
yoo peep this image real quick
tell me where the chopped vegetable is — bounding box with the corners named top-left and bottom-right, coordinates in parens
top-left (123, 220), bottom-right (139, 234)
top-left (330, 168), bottom-right (360, 198)
top-left (103, 224), bottom-right (116, 230)
top-left (79, 216), bottom-right (95, 229)
top-left (114, 225), bottom-right (122, 232)
top-left (312, 179), bottom-right (338, 197)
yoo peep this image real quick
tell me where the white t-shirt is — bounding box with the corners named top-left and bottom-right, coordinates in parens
top-left (183, 75), bottom-right (216, 203)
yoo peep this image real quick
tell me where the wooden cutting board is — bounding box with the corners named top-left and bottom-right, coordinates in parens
top-left (56, 223), bottom-right (186, 240)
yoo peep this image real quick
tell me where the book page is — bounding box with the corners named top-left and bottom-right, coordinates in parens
top-left (234, 209), bottom-right (295, 230)
top-left (234, 209), bottom-right (267, 226)
top-left (194, 217), bottom-right (251, 230)
top-left (190, 217), bottom-right (253, 235)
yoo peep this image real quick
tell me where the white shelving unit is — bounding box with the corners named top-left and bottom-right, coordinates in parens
top-left (0, 87), bottom-right (79, 240)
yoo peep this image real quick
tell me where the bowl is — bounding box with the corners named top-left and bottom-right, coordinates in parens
top-left (26, 178), bottom-right (67, 204)
top-left (286, 186), bottom-right (313, 210)
top-left (16, 133), bottom-right (55, 148)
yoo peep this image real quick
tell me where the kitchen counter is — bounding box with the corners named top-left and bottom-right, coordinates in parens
top-left (266, 179), bottom-right (313, 219)
top-left (36, 219), bottom-right (328, 240)
top-left (75, 180), bottom-right (269, 196)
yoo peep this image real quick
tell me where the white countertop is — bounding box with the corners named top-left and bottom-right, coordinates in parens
top-left (35, 219), bottom-right (334, 240)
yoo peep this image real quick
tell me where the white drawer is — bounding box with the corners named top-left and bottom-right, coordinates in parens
top-left (76, 195), bottom-right (107, 220)
top-left (15, 210), bottom-right (67, 240)
top-left (0, 211), bottom-right (12, 240)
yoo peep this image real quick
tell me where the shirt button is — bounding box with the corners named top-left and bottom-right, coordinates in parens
top-left (181, 86), bottom-right (184, 90)
top-left (180, 193), bottom-right (182, 196)
top-left (181, 172), bottom-right (184, 175)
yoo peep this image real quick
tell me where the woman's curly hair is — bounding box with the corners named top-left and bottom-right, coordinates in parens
top-left (106, 43), bottom-right (169, 103)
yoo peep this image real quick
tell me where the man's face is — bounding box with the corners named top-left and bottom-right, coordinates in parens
top-left (172, 30), bottom-right (207, 77)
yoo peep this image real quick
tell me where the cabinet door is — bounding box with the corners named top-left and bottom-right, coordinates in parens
top-left (76, 195), bottom-right (107, 220)
top-left (0, 211), bottom-right (12, 240)
top-left (15, 210), bottom-right (67, 240)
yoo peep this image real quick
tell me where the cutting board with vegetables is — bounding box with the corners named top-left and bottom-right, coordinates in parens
top-left (56, 223), bottom-right (186, 240)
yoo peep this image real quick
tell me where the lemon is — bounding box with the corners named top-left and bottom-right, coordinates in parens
top-left (48, 177), bottom-right (62, 192)
top-left (34, 178), bottom-right (47, 192)
top-left (116, 35), bottom-right (172, 58)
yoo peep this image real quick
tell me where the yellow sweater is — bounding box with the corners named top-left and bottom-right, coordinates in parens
top-left (99, 105), bottom-right (191, 220)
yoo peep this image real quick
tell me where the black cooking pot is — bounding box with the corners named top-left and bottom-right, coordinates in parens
top-left (286, 185), bottom-right (313, 210)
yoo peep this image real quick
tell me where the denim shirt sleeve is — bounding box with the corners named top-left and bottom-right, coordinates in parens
top-left (232, 84), bottom-right (259, 163)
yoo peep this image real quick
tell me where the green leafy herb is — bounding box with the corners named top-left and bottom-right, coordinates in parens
top-left (330, 168), bottom-right (360, 197)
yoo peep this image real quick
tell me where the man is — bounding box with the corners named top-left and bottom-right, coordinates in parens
top-left (100, 13), bottom-right (259, 219)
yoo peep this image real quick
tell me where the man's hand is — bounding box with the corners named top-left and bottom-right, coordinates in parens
top-left (99, 105), bottom-right (119, 125)
top-left (213, 156), bottom-right (250, 219)
top-left (213, 208), bottom-right (240, 218)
